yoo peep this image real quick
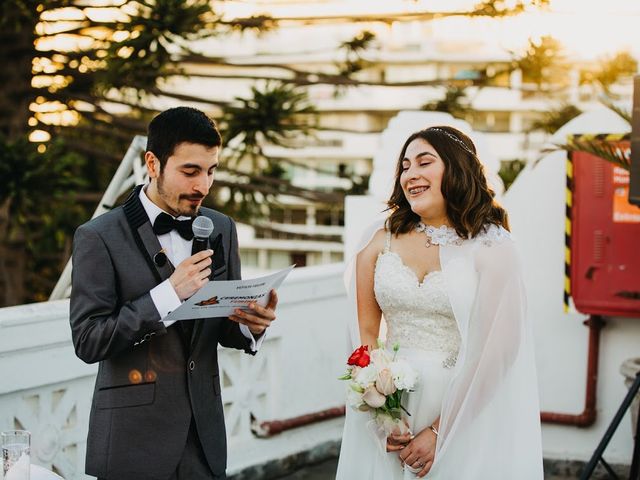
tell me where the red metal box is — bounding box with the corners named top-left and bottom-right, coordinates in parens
top-left (569, 141), bottom-right (640, 317)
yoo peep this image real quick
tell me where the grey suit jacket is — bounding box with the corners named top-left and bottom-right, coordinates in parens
top-left (70, 185), bottom-right (253, 480)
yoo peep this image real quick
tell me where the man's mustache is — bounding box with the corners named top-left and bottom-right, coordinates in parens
top-left (180, 194), bottom-right (205, 201)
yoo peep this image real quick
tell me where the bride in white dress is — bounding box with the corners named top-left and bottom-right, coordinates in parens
top-left (336, 126), bottom-right (543, 479)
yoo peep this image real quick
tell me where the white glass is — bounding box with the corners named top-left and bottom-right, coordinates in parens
top-left (1, 430), bottom-right (30, 480)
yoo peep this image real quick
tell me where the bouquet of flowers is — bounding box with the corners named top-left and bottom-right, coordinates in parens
top-left (339, 341), bottom-right (418, 435)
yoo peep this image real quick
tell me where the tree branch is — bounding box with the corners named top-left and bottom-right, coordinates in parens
top-left (214, 178), bottom-right (343, 203)
top-left (149, 87), bottom-right (230, 107)
top-left (179, 54), bottom-right (474, 87)
top-left (226, 7), bottom-right (524, 26)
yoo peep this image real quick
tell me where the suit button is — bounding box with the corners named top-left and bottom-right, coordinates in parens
top-left (189, 360), bottom-right (195, 371)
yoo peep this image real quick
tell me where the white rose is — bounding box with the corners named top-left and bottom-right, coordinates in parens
top-left (362, 385), bottom-right (386, 408)
top-left (354, 364), bottom-right (377, 388)
top-left (390, 359), bottom-right (418, 391)
top-left (375, 368), bottom-right (397, 395)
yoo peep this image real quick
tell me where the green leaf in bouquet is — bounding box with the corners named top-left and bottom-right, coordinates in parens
top-left (349, 384), bottom-right (364, 394)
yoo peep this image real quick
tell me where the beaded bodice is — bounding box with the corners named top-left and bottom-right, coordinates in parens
top-left (373, 232), bottom-right (460, 366)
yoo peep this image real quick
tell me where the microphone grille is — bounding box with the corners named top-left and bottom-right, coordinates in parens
top-left (192, 215), bottom-right (214, 239)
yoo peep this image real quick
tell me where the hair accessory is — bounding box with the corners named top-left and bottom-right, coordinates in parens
top-left (427, 127), bottom-right (476, 156)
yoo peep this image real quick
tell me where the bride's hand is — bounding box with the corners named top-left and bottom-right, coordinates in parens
top-left (386, 431), bottom-right (412, 452)
top-left (398, 428), bottom-right (437, 478)
top-left (386, 420), bottom-right (412, 452)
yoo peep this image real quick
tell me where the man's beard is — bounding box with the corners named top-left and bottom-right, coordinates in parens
top-left (179, 192), bottom-right (205, 216)
top-left (157, 176), bottom-right (203, 217)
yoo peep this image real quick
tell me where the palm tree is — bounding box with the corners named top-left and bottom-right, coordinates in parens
top-left (551, 102), bottom-right (631, 171)
top-left (337, 30), bottom-right (376, 78)
top-left (222, 82), bottom-right (317, 165)
top-left (580, 51), bottom-right (638, 97)
top-left (530, 104), bottom-right (582, 135)
top-left (422, 86), bottom-right (471, 119)
top-left (515, 35), bottom-right (568, 90)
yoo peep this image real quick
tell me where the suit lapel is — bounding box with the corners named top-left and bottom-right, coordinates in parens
top-left (122, 185), bottom-right (174, 283)
top-left (137, 221), bottom-right (175, 281)
top-left (210, 233), bottom-right (226, 280)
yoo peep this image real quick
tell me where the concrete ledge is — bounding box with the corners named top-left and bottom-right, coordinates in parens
top-left (229, 439), bottom-right (340, 480)
top-left (227, 417), bottom-right (343, 476)
top-left (544, 458), bottom-right (630, 479)
top-left (230, 443), bottom-right (633, 480)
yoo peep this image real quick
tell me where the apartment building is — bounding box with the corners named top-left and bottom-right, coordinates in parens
top-left (174, 2), bottom-right (634, 273)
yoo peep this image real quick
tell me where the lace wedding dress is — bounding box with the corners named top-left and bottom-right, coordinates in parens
top-left (336, 230), bottom-right (461, 480)
top-left (337, 223), bottom-right (543, 479)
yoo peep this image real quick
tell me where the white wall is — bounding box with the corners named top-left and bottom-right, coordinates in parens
top-left (504, 146), bottom-right (638, 464)
top-left (368, 111), bottom-right (503, 201)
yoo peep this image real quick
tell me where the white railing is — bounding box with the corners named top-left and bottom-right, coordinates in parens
top-left (0, 264), bottom-right (349, 479)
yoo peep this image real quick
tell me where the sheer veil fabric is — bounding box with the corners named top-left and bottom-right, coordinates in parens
top-left (338, 220), bottom-right (543, 479)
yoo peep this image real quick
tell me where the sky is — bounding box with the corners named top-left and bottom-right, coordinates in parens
top-left (214, 0), bottom-right (640, 60)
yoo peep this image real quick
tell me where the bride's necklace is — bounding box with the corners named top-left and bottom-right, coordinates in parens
top-left (415, 222), bottom-right (463, 247)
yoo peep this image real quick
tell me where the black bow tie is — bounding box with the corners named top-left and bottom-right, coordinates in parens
top-left (152, 212), bottom-right (194, 240)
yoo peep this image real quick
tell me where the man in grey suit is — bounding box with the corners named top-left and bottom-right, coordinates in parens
top-left (70, 107), bottom-right (278, 480)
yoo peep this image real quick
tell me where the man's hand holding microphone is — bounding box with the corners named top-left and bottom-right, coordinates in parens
top-left (169, 216), bottom-right (277, 336)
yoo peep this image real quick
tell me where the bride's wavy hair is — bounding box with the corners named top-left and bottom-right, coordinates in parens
top-left (386, 126), bottom-right (509, 238)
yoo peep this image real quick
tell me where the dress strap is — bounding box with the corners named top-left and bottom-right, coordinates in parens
top-left (384, 229), bottom-right (392, 253)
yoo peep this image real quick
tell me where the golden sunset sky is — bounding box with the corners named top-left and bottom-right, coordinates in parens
top-left (214, 0), bottom-right (640, 60)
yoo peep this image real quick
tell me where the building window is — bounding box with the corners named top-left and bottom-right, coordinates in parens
top-left (316, 208), bottom-right (344, 226)
top-left (291, 252), bottom-right (307, 267)
top-left (240, 249), bottom-right (258, 267)
top-left (291, 208), bottom-right (307, 225)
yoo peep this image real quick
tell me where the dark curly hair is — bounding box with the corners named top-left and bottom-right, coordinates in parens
top-left (386, 126), bottom-right (508, 238)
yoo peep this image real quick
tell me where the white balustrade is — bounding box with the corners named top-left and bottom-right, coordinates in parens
top-left (0, 264), bottom-right (349, 479)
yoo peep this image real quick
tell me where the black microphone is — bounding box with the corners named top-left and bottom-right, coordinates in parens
top-left (191, 216), bottom-right (214, 255)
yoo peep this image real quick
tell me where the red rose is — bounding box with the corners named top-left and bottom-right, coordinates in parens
top-left (347, 345), bottom-right (370, 368)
